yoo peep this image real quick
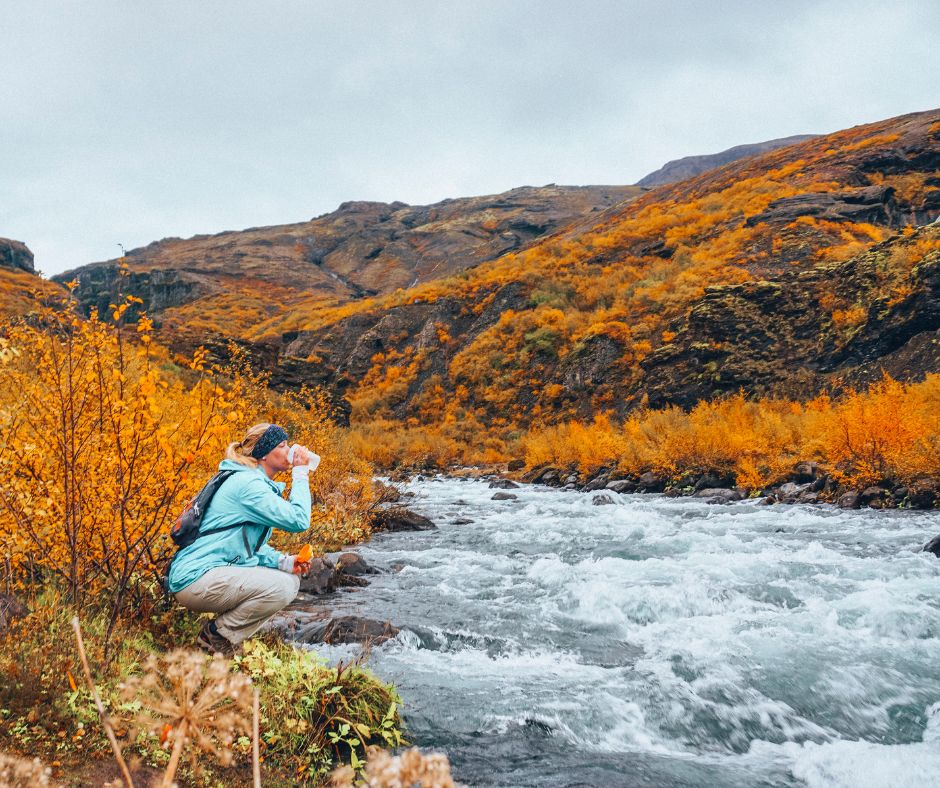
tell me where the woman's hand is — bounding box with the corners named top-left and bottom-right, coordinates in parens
top-left (290, 445), bottom-right (321, 473)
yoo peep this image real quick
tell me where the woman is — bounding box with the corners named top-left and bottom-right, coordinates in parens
top-left (167, 423), bottom-right (320, 654)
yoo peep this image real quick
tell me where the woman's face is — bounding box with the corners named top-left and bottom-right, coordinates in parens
top-left (260, 439), bottom-right (291, 474)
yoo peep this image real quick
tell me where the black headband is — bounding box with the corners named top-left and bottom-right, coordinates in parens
top-left (250, 425), bottom-right (289, 459)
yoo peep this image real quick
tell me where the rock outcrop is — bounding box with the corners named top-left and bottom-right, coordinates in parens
top-left (0, 239), bottom-right (35, 274)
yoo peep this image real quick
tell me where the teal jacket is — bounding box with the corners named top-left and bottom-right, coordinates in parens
top-left (167, 459), bottom-right (311, 593)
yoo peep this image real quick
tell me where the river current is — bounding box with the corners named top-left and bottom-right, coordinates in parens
top-left (305, 477), bottom-right (940, 787)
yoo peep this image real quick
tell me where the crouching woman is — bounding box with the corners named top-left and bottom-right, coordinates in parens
top-left (167, 423), bottom-right (319, 654)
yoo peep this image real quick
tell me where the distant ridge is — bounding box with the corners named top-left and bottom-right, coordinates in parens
top-left (636, 134), bottom-right (819, 187)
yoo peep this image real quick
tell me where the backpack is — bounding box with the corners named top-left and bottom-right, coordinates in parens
top-left (170, 470), bottom-right (243, 548)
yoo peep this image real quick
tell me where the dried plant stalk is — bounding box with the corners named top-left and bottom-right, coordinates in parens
top-left (119, 649), bottom-right (252, 787)
top-left (71, 616), bottom-right (135, 788)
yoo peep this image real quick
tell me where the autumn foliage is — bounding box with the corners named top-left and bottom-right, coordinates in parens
top-left (0, 288), bottom-right (374, 639)
top-left (521, 375), bottom-right (940, 491)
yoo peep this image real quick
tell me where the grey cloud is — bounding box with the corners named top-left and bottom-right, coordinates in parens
top-left (1, 0), bottom-right (938, 274)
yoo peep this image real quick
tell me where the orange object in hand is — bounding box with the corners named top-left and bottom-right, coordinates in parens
top-left (293, 544), bottom-right (313, 574)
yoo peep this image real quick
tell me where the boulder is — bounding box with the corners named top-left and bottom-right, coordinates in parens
top-left (507, 459), bottom-right (525, 472)
top-left (370, 506), bottom-right (437, 532)
top-left (838, 491), bottom-right (861, 509)
top-left (637, 472), bottom-right (665, 492)
top-left (693, 473), bottom-right (736, 491)
top-left (923, 534), bottom-right (940, 557)
top-left (335, 552), bottom-right (377, 577)
top-left (582, 473), bottom-right (610, 492)
top-left (778, 482), bottom-right (812, 499)
top-left (694, 488), bottom-right (742, 503)
top-left (298, 557), bottom-right (335, 594)
top-left (491, 492), bottom-right (518, 501)
top-left (451, 517), bottom-right (474, 525)
top-left (592, 494), bottom-right (616, 505)
top-left (606, 479), bottom-right (637, 494)
top-left (523, 465), bottom-right (557, 484)
top-left (488, 479), bottom-right (520, 489)
top-left (860, 486), bottom-right (888, 507)
top-left (294, 615), bottom-right (400, 646)
top-left (907, 478), bottom-right (939, 509)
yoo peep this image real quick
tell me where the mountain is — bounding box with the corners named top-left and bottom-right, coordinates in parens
top-left (268, 109), bottom-right (940, 426)
top-left (54, 110), bottom-right (940, 437)
top-left (636, 134), bottom-right (818, 187)
top-left (56, 185), bottom-right (642, 337)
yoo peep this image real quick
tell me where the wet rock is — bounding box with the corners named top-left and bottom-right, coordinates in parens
top-left (606, 479), bottom-right (637, 494)
top-left (838, 490), bottom-right (861, 509)
top-left (637, 472), bottom-right (665, 492)
top-left (451, 517), bottom-right (474, 525)
top-left (561, 483), bottom-right (577, 491)
top-left (778, 482), bottom-right (812, 499)
top-left (798, 491), bottom-right (820, 504)
top-left (582, 473), bottom-right (611, 492)
top-left (523, 465), bottom-right (557, 484)
top-left (507, 459), bottom-right (525, 472)
top-left (758, 495), bottom-right (777, 505)
top-left (298, 557), bottom-right (335, 594)
top-left (565, 474), bottom-right (580, 485)
top-left (694, 488), bottom-right (742, 503)
top-left (693, 473), bottom-right (736, 491)
top-left (371, 506), bottom-right (437, 532)
top-left (488, 479), bottom-right (520, 489)
top-left (860, 486), bottom-right (888, 507)
top-left (592, 494), bottom-right (616, 505)
top-left (922, 534), bottom-right (940, 557)
top-left (0, 593), bottom-right (28, 631)
top-left (335, 552), bottom-right (377, 577)
top-left (907, 478), bottom-right (939, 509)
top-left (294, 615), bottom-right (400, 646)
top-left (491, 492), bottom-right (518, 501)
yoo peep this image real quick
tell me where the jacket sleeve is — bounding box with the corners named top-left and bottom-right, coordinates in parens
top-left (255, 543), bottom-right (285, 569)
top-left (239, 468), bottom-right (312, 534)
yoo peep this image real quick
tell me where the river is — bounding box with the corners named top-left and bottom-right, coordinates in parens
top-left (305, 476), bottom-right (940, 787)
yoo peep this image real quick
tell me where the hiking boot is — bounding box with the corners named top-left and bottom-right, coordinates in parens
top-left (195, 620), bottom-right (235, 656)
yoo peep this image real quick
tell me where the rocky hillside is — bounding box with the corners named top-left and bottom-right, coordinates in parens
top-left (266, 109), bottom-right (940, 427)
top-left (636, 134), bottom-right (818, 187)
top-left (56, 185), bottom-right (641, 336)
top-left (0, 238), bottom-right (62, 315)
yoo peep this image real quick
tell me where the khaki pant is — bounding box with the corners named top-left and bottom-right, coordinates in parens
top-left (175, 566), bottom-right (300, 645)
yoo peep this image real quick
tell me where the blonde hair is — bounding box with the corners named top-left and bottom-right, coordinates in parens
top-left (225, 423), bottom-right (273, 468)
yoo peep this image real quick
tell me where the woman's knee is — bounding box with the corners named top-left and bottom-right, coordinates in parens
top-left (278, 573), bottom-right (300, 606)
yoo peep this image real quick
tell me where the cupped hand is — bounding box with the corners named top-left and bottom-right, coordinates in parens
top-left (290, 445), bottom-right (312, 466)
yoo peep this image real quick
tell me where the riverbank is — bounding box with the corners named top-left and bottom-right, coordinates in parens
top-left (388, 458), bottom-right (940, 513)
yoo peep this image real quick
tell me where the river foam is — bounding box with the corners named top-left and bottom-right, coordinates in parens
top-left (305, 477), bottom-right (940, 786)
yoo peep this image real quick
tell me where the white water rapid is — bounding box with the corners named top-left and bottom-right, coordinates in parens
top-left (304, 477), bottom-right (940, 787)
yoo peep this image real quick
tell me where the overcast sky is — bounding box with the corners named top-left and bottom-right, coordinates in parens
top-left (3, 1), bottom-right (939, 276)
